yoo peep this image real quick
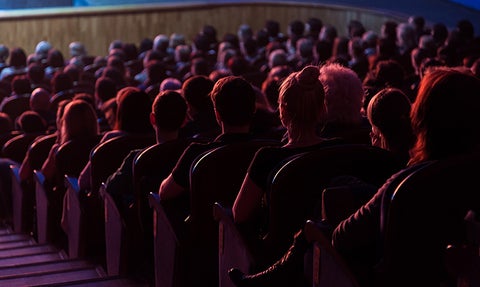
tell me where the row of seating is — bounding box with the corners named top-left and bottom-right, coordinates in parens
top-left (5, 128), bottom-right (480, 286)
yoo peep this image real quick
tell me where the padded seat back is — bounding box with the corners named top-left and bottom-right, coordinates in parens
top-left (379, 152), bottom-right (480, 286)
top-left (90, 133), bottom-right (155, 195)
top-left (2, 132), bottom-right (45, 164)
top-left (187, 139), bottom-right (280, 286)
top-left (1, 94), bottom-right (31, 122)
top-left (266, 144), bottom-right (402, 259)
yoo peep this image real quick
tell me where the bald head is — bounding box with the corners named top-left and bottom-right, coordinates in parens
top-left (30, 88), bottom-right (51, 112)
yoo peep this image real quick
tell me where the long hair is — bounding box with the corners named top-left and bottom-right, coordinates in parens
top-left (278, 65), bottom-right (326, 139)
top-left (114, 87), bottom-right (153, 134)
top-left (60, 99), bottom-right (99, 144)
top-left (409, 67), bottom-right (480, 165)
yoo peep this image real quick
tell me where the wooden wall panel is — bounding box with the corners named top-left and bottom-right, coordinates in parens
top-left (0, 2), bottom-right (406, 59)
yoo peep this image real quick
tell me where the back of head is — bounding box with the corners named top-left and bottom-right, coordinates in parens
top-left (35, 41), bottom-right (52, 61)
top-left (146, 60), bottom-right (167, 83)
top-left (159, 77), bottom-right (182, 92)
top-left (115, 87), bottom-right (153, 134)
top-left (169, 33), bottom-right (186, 49)
top-left (306, 17), bottom-right (323, 38)
top-left (9, 47), bottom-right (27, 68)
top-left (61, 99), bottom-right (99, 143)
top-left (153, 90), bottom-right (187, 132)
top-left (182, 75), bottom-right (214, 111)
top-left (0, 45), bottom-right (9, 62)
top-left (268, 49), bottom-right (288, 69)
top-left (11, 75), bottom-right (31, 95)
top-left (374, 59), bottom-right (406, 89)
top-left (210, 75), bottom-right (256, 126)
top-left (27, 62), bottom-right (46, 83)
top-left (153, 34), bottom-right (169, 52)
top-left (52, 71), bottom-right (74, 94)
top-left (0, 112), bottom-right (12, 134)
top-left (367, 87), bottom-right (414, 152)
top-left (16, 110), bottom-right (47, 133)
top-left (30, 87), bottom-right (51, 112)
top-left (46, 49), bottom-right (65, 68)
top-left (64, 63), bottom-right (82, 83)
top-left (95, 76), bottom-right (117, 105)
top-left (320, 62), bottom-right (364, 125)
top-left (410, 67), bottom-right (480, 164)
top-left (69, 41), bottom-right (87, 58)
top-left (279, 65), bottom-right (325, 130)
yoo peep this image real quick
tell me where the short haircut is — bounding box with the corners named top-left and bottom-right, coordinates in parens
top-left (152, 90), bottom-right (187, 132)
top-left (209, 76), bottom-right (256, 126)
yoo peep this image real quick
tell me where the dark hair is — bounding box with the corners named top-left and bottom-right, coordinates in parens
top-left (27, 63), bottom-right (46, 83)
top-left (16, 110), bottom-right (47, 133)
top-left (367, 87), bottom-right (414, 156)
top-left (11, 75), bottom-right (31, 95)
top-left (115, 88), bottom-right (153, 134)
top-left (46, 49), bottom-right (65, 68)
top-left (410, 67), bottom-right (480, 164)
top-left (153, 90), bottom-right (187, 132)
top-left (210, 76), bottom-right (256, 126)
top-left (52, 72), bottom-right (73, 94)
top-left (0, 112), bottom-right (12, 133)
top-left (182, 75), bottom-right (214, 111)
top-left (95, 76), bottom-right (117, 103)
top-left (9, 47), bottom-right (27, 68)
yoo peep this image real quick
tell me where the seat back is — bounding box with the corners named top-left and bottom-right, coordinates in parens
top-left (266, 144), bottom-right (402, 260)
top-left (133, 138), bottom-right (193, 231)
top-left (0, 131), bottom-right (21, 150)
top-left (1, 94), bottom-right (30, 122)
top-left (90, 133), bottom-right (156, 195)
top-left (86, 133), bottom-right (155, 266)
top-left (304, 220), bottom-right (361, 287)
top-left (34, 170), bottom-right (64, 246)
top-left (2, 132), bottom-right (45, 164)
top-left (100, 184), bottom-right (126, 276)
top-left (55, 135), bottom-right (102, 178)
top-left (49, 89), bottom-right (75, 114)
top-left (11, 133), bottom-right (56, 235)
top-left (90, 134), bottom-right (155, 193)
top-left (101, 138), bottom-right (192, 281)
top-left (188, 139), bottom-right (280, 286)
top-left (213, 203), bottom-right (255, 287)
top-left (379, 152), bottom-right (480, 286)
top-left (149, 193), bottom-right (183, 287)
top-left (27, 133), bottom-right (57, 170)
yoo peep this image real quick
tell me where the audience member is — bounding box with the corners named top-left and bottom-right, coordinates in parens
top-left (178, 75), bottom-right (220, 140)
top-left (78, 87), bottom-right (154, 191)
top-left (159, 76), bottom-right (257, 201)
top-left (105, 89), bottom-right (187, 217)
top-left (232, 66), bottom-right (341, 270)
top-left (319, 62), bottom-right (370, 144)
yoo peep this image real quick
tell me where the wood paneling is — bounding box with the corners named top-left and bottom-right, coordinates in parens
top-left (0, 2), bottom-right (406, 58)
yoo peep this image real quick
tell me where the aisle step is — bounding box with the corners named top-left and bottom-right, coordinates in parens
top-left (0, 266), bottom-right (106, 286)
top-left (0, 238), bottom-right (36, 250)
top-left (0, 250), bottom-right (67, 268)
top-left (0, 233), bottom-right (31, 244)
top-left (33, 276), bottom-right (150, 287)
top-left (0, 227), bottom-right (12, 236)
top-left (0, 244), bottom-right (57, 258)
top-left (0, 258), bottom-right (94, 278)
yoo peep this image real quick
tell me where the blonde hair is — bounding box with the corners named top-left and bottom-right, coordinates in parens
top-left (320, 63), bottom-right (364, 125)
top-left (278, 65), bottom-right (326, 138)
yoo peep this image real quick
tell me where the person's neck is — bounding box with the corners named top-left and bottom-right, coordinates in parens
top-left (284, 129), bottom-right (324, 148)
top-left (156, 130), bottom-right (179, 144)
top-left (222, 124), bottom-right (251, 135)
